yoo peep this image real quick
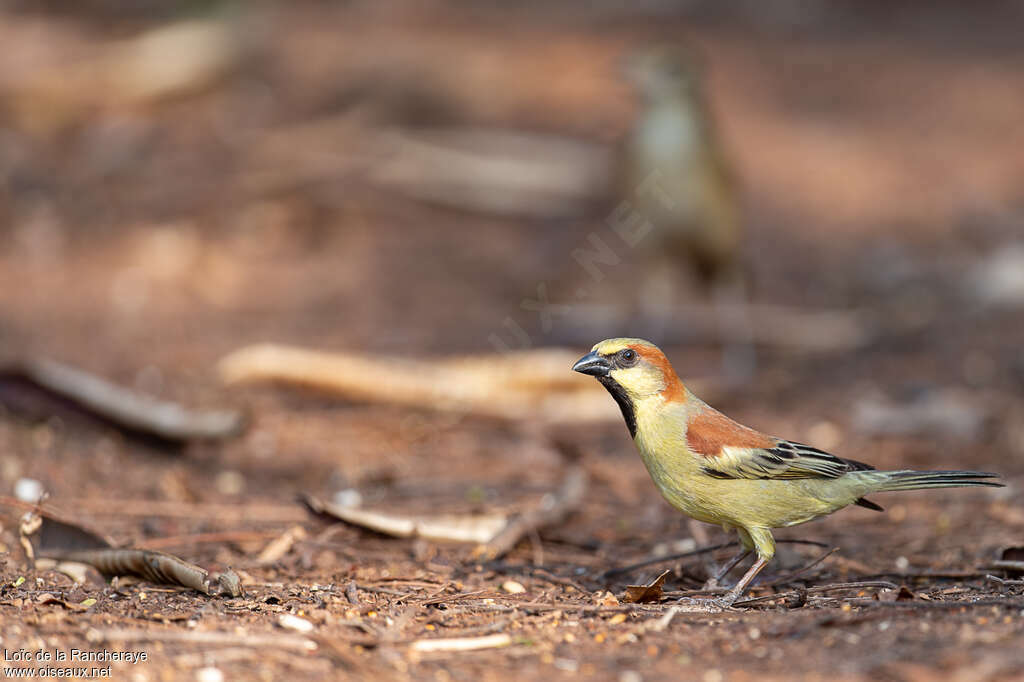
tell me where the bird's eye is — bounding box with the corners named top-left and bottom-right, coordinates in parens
top-left (618, 349), bottom-right (639, 367)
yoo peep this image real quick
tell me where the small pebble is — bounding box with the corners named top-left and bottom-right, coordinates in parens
top-left (196, 668), bottom-right (223, 682)
top-left (14, 478), bottom-right (44, 503)
top-left (332, 489), bottom-right (363, 508)
top-left (502, 580), bottom-right (526, 594)
top-left (279, 614), bottom-right (314, 633)
top-left (553, 659), bottom-right (579, 673)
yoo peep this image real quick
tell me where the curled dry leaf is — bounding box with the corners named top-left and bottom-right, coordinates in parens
top-left (35, 593), bottom-right (95, 612)
top-left (304, 496), bottom-right (507, 544)
top-left (56, 549), bottom-right (212, 594)
top-left (877, 585), bottom-right (917, 602)
top-left (623, 570), bottom-right (671, 604)
top-left (19, 509), bottom-right (238, 596)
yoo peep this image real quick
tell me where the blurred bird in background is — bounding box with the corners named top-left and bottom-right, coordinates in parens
top-left (617, 46), bottom-right (753, 382)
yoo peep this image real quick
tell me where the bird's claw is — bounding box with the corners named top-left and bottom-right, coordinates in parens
top-left (673, 595), bottom-right (737, 613)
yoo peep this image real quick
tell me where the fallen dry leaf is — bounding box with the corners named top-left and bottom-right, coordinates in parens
top-left (623, 570), bottom-right (671, 604)
top-left (35, 593), bottom-right (95, 612)
top-left (20, 508), bottom-right (241, 596)
top-left (877, 585), bottom-right (917, 602)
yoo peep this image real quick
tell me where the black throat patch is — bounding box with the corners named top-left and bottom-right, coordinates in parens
top-left (597, 376), bottom-right (637, 439)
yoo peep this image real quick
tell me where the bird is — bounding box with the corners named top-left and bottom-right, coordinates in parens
top-left (572, 338), bottom-right (1002, 608)
top-left (616, 47), bottom-right (753, 381)
top-left (617, 46), bottom-right (741, 291)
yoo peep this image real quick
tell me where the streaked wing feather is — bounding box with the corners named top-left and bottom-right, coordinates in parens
top-left (701, 439), bottom-right (875, 481)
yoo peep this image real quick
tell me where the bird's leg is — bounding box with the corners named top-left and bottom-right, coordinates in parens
top-left (674, 555), bottom-right (766, 613)
top-left (702, 549), bottom-right (751, 591)
top-left (713, 556), bottom-right (769, 607)
top-left (712, 527), bottom-right (775, 607)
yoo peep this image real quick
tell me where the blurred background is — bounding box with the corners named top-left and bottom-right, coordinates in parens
top-left (2, 0), bottom-right (1023, 519)
top-left (2, 1), bottom-right (1024, 677)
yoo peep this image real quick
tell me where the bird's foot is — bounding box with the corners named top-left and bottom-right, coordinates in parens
top-left (673, 595), bottom-right (734, 613)
top-left (710, 593), bottom-right (740, 609)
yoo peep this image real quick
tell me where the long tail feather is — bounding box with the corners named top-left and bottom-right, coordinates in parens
top-left (875, 470), bottom-right (1002, 492)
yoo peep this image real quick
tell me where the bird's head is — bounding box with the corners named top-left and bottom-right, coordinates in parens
top-left (621, 45), bottom-right (704, 103)
top-left (573, 338), bottom-right (686, 437)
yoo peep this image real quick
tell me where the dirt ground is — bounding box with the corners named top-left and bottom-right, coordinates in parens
top-left (1, 2), bottom-right (1024, 681)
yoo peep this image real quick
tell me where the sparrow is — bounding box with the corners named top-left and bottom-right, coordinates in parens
top-left (617, 47), bottom-right (753, 381)
top-left (618, 46), bottom-right (741, 289)
top-left (573, 338), bottom-right (1002, 607)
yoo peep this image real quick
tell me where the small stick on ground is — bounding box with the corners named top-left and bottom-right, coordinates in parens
top-left (409, 633), bottom-right (512, 654)
top-left (473, 466), bottom-right (587, 561)
top-left (731, 580), bottom-right (899, 606)
top-left (987, 574), bottom-right (1024, 586)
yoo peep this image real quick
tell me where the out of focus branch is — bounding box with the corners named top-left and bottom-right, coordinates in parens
top-left (0, 357), bottom-right (244, 442)
top-left (218, 344), bottom-right (622, 423)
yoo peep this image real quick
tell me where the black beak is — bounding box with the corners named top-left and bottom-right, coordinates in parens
top-left (572, 351), bottom-right (611, 377)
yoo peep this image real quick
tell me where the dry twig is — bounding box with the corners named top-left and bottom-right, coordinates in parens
top-left (409, 633), bottom-right (513, 653)
top-left (474, 466), bottom-right (587, 560)
top-left (303, 496), bottom-right (507, 544)
top-left (0, 357), bottom-right (243, 442)
top-left (218, 344), bottom-right (625, 422)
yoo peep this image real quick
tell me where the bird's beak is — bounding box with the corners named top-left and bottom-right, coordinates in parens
top-left (572, 351), bottom-right (611, 377)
